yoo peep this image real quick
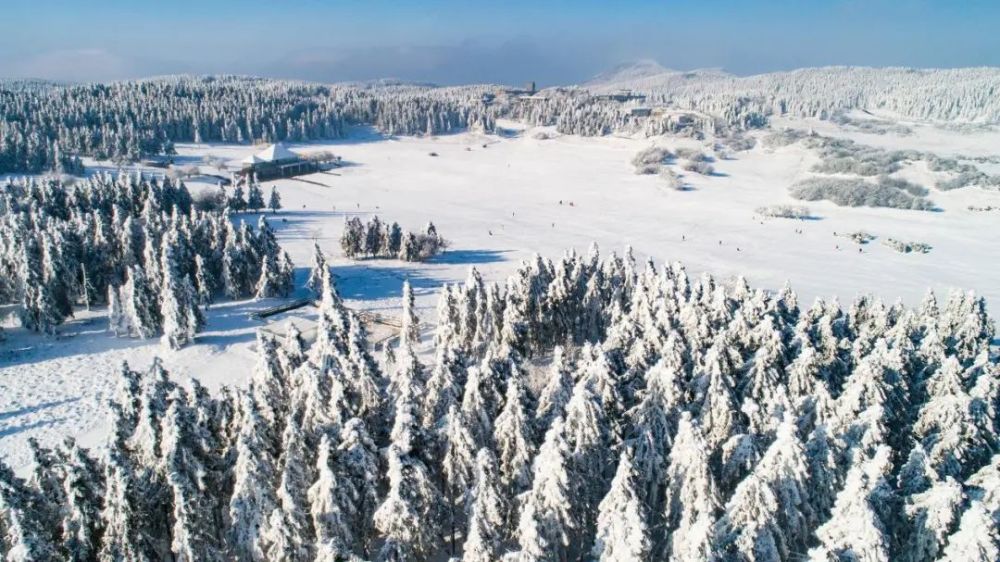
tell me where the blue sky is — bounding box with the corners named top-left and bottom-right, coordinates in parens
top-left (0, 0), bottom-right (998, 84)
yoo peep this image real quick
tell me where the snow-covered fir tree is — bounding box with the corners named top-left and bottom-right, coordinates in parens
top-left (0, 247), bottom-right (996, 562)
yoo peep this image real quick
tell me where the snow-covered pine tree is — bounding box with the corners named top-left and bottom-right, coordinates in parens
top-left (307, 434), bottom-right (355, 559)
top-left (808, 445), bottom-right (895, 562)
top-left (374, 379), bottom-right (443, 561)
top-left (228, 394), bottom-right (280, 562)
top-left (160, 391), bottom-right (222, 561)
top-left (440, 405), bottom-right (478, 554)
top-left (247, 183), bottom-right (265, 213)
top-left (462, 449), bottom-right (508, 562)
top-left (334, 418), bottom-right (380, 558)
top-left (159, 244), bottom-right (200, 349)
top-left (663, 412), bottom-right (721, 561)
top-left (512, 416), bottom-right (577, 562)
top-left (306, 243), bottom-right (328, 296)
top-left (267, 186), bottom-right (282, 213)
top-left (713, 414), bottom-right (811, 561)
top-left (492, 364), bottom-right (535, 495)
top-left (936, 501), bottom-right (999, 562)
top-left (590, 446), bottom-right (650, 562)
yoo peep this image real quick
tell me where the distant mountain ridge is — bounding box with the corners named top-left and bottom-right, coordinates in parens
top-left (582, 59), bottom-right (733, 92)
top-left (585, 59), bottom-right (676, 85)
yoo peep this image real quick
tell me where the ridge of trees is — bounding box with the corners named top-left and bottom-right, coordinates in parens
top-left (1, 244), bottom-right (997, 560)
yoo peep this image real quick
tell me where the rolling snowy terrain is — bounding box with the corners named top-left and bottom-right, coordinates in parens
top-left (3, 113), bottom-right (999, 467)
top-left (0, 67), bottom-right (999, 561)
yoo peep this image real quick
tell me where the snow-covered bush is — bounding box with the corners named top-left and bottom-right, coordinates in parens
top-left (807, 137), bottom-right (920, 176)
top-left (631, 146), bottom-right (673, 174)
top-left (883, 238), bottom-right (933, 254)
top-left (0, 246), bottom-right (995, 561)
top-left (935, 170), bottom-right (1000, 191)
top-left (681, 159), bottom-right (715, 175)
top-left (830, 112), bottom-right (914, 135)
top-left (165, 165), bottom-right (200, 180)
top-left (659, 168), bottom-right (685, 190)
top-left (762, 128), bottom-right (811, 148)
top-left (720, 133), bottom-right (757, 152)
top-left (674, 147), bottom-right (709, 162)
top-left (756, 204), bottom-right (813, 219)
top-left (790, 176), bottom-right (936, 210)
top-left (341, 216), bottom-right (447, 261)
top-left (835, 231), bottom-right (876, 244)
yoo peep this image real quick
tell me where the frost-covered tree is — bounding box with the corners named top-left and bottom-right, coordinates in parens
top-left (492, 365), bottom-right (535, 494)
top-left (591, 446), bottom-right (650, 562)
top-left (462, 449), bottom-right (508, 562)
top-left (228, 395), bottom-right (279, 562)
top-left (512, 417), bottom-right (577, 562)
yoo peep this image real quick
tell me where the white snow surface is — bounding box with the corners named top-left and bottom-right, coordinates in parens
top-left (3, 119), bottom-right (1000, 469)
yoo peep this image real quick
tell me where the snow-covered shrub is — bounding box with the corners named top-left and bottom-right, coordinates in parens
top-left (681, 160), bottom-right (715, 175)
top-left (808, 137), bottom-right (920, 176)
top-left (756, 204), bottom-right (813, 219)
top-left (830, 112), bottom-right (914, 135)
top-left (675, 147), bottom-right (709, 162)
top-left (166, 165), bottom-right (201, 180)
top-left (878, 176), bottom-right (928, 197)
top-left (935, 170), bottom-right (1000, 191)
top-left (631, 146), bottom-right (673, 174)
top-left (762, 128), bottom-right (811, 148)
top-left (192, 187), bottom-right (227, 212)
top-left (790, 176), bottom-right (936, 210)
top-left (883, 238), bottom-right (933, 254)
top-left (720, 134), bottom-right (757, 152)
top-left (835, 231), bottom-right (876, 244)
top-left (659, 168), bottom-right (685, 190)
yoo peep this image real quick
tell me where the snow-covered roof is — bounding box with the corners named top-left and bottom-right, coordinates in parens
top-left (241, 143), bottom-right (299, 165)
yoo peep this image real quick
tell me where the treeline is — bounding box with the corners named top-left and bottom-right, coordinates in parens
top-left (0, 77), bottom-right (497, 174)
top-left (499, 90), bottom-right (737, 138)
top-left (607, 66), bottom-right (1000, 125)
top-left (1, 245), bottom-right (997, 560)
top-left (341, 216), bottom-right (447, 262)
top-left (0, 174), bottom-right (294, 346)
top-left (5, 67), bottom-right (1000, 177)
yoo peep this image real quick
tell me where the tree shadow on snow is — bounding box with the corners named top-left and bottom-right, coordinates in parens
top-left (332, 263), bottom-right (446, 302)
top-left (0, 398), bottom-right (80, 423)
top-left (0, 417), bottom-right (70, 439)
top-left (429, 249), bottom-right (511, 265)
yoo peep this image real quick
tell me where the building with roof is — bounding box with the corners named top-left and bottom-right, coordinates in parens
top-left (238, 143), bottom-right (315, 180)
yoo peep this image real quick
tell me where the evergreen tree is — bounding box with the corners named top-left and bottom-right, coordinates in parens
top-left (267, 186), bottom-right (282, 213)
top-left (228, 395), bottom-right (279, 562)
top-left (591, 446), bottom-right (650, 562)
top-left (462, 449), bottom-right (508, 562)
top-left (513, 417), bottom-right (577, 562)
top-left (493, 365), bottom-right (535, 495)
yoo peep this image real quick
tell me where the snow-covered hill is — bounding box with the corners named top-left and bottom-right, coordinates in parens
top-left (579, 62), bottom-right (1000, 124)
top-left (583, 59), bottom-right (732, 93)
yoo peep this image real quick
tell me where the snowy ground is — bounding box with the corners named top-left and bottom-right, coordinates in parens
top-left (3, 119), bottom-right (1000, 468)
